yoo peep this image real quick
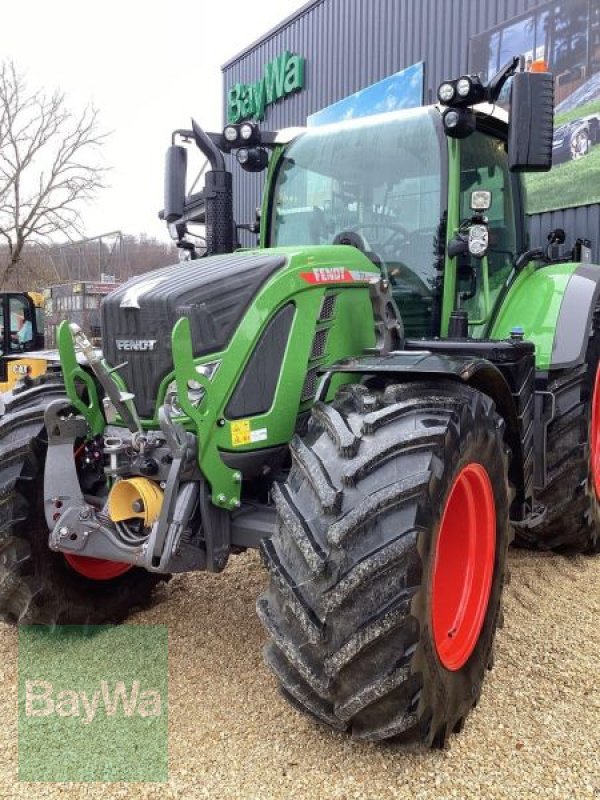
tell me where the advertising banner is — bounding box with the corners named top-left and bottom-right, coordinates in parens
top-left (470, 0), bottom-right (600, 214)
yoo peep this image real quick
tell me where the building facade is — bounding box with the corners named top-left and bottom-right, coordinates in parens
top-left (222, 0), bottom-right (600, 256)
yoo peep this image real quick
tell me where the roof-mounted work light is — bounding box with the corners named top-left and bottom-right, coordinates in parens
top-left (236, 147), bottom-right (269, 172)
top-left (438, 74), bottom-right (486, 108)
top-left (442, 107), bottom-right (476, 139)
top-left (221, 122), bottom-right (261, 149)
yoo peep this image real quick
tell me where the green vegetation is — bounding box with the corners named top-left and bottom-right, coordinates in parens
top-left (555, 98), bottom-right (600, 127)
top-left (526, 143), bottom-right (600, 214)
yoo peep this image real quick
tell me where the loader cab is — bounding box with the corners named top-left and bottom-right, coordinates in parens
top-left (0, 292), bottom-right (45, 391)
top-left (266, 105), bottom-right (526, 338)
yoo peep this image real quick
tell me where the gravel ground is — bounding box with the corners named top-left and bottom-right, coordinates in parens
top-left (0, 548), bottom-right (598, 799)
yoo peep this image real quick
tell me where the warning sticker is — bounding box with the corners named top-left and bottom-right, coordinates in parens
top-left (250, 428), bottom-right (268, 443)
top-left (231, 421), bottom-right (268, 447)
top-left (231, 420), bottom-right (251, 447)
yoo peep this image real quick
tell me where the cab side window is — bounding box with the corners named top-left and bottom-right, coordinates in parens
top-left (9, 297), bottom-right (34, 352)
top-left (460, 132), bottom-right (516, 312)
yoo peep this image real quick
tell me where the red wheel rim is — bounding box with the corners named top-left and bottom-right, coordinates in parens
top-left (591, 366), bottom-right (600, 496)
top-left (432, 463), bottom-right (496, 671)
top-left (64, 554), bottom-right (132, 581)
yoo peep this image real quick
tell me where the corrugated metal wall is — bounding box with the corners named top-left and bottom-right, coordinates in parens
top-left (528, 205), bottom-right (600, 261)
top-left (222, 0), bottom-right (600, 255)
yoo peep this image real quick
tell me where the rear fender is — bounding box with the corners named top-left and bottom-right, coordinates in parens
top-left (490, 262), bottom-right (600, 370)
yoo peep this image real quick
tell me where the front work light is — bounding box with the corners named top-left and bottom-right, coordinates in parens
top-left (223, 125), bottom-right (238, 143)
top-left (438, 75), bottom-right (486, 107)
top-left (471, 190), bottom-right (492, 212)
top-left (236, 147), bottom-right (269, 172)
top-left (444, 110), bottom-right (460, 129)
top-left (222, 122), bottom-right (262, 149)
top-left (456, 77), bottom-right (472, 97)
top-left (239, 122), bottom-right (260, 144)
top-left (442, 107), bottom-right (476, 139)
top-left (438, 82), bottom-right (455, 103)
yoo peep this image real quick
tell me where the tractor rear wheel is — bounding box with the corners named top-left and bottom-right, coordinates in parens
top-left (258, 380), bottom-right (511, 745)
top-left (516, 304), bottom-right (600, 553)
top-left (0, 385), bottom-right (168, 624)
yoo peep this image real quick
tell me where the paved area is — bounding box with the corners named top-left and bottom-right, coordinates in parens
top-left (0, 548), bottom-right (598, 799)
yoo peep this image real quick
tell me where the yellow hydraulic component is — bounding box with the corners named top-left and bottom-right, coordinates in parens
top-left (108, 478), bottom-right (164, 526)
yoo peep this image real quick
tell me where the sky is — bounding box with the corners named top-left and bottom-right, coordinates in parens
top-left (0, 0), bottom-right (308, 242)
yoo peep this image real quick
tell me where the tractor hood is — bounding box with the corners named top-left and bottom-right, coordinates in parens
top-left (102, 251), bottom-right (286, 419)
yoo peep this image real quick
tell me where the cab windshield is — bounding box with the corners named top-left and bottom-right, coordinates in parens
top-left (269, 107), bottom-right (446, 334)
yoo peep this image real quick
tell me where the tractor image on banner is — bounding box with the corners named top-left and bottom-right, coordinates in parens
top-left (0, 55), bottom-right (598, 747)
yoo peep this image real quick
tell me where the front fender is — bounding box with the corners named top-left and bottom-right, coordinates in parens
top-left (317, 348), bottom-right (532, 514)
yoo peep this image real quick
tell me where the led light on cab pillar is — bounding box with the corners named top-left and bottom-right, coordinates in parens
top-left (469, 224), bottom-right (489, 258)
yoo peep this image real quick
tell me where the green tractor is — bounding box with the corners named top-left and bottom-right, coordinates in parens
top-left (1, 57), bottom-right (598, 746)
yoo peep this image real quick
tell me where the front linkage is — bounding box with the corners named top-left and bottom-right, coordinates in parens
top-left (45, 323), bottom-right (249, 575)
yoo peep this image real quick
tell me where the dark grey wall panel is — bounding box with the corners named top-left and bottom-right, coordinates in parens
top-left (528, 205), bottom-right (600, 262)
top-left (223, 0), bottom-right (600, 257)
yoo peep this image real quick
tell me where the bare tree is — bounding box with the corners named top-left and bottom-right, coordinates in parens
top-left (0, 60), bottom-right (107, 287)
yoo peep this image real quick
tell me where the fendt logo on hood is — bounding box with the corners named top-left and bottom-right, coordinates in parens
top-left (115, 339), bottom-right (158, 352)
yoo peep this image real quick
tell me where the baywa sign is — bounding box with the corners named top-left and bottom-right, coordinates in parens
top-left (227, 51), bottom-right (305, 123)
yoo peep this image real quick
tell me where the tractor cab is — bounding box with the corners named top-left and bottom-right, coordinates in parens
top-left (264, 104), bottom-right (524, 338)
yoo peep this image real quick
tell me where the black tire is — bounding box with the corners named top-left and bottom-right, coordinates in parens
top-left (570, 127), bottom-right (590, 160)
top-left (258, 380), bottom-right (511, 745)
top-left (0, 384), bottom-right (169, 624)
top-left (517, 305), bottom-right (600, 554)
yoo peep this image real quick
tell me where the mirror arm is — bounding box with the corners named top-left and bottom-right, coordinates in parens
top-left (487, 56), bottom-right (521, 103)
top-left (514, 247), bottom-right (546, 271)
top-left (171, 128), bottom-right (194, 145)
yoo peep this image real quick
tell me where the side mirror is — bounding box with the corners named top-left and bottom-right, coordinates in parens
top-left (508, 70), bottom-right (554, 172)
top-left (164, 145), bottom-right (188, 223)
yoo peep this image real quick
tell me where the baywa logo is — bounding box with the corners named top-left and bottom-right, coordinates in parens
top-left (25, 679), bottom-right (162, 725)
top-left (227, 50), bottom-right (305, 123)
top-left (18, 625), bottom-right (168, 782)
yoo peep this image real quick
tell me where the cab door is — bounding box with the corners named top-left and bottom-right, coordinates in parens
top-left (450, 127), bottom-right (525, 337)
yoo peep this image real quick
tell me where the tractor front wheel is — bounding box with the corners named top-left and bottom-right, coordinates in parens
top-left (258, 380), bottom-right (511, 745)
top-left (0, 386), bottom-right (168, 625)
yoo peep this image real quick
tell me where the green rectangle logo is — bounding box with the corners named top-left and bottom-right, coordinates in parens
top-left (18, 624), bottom-right (168, 782)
